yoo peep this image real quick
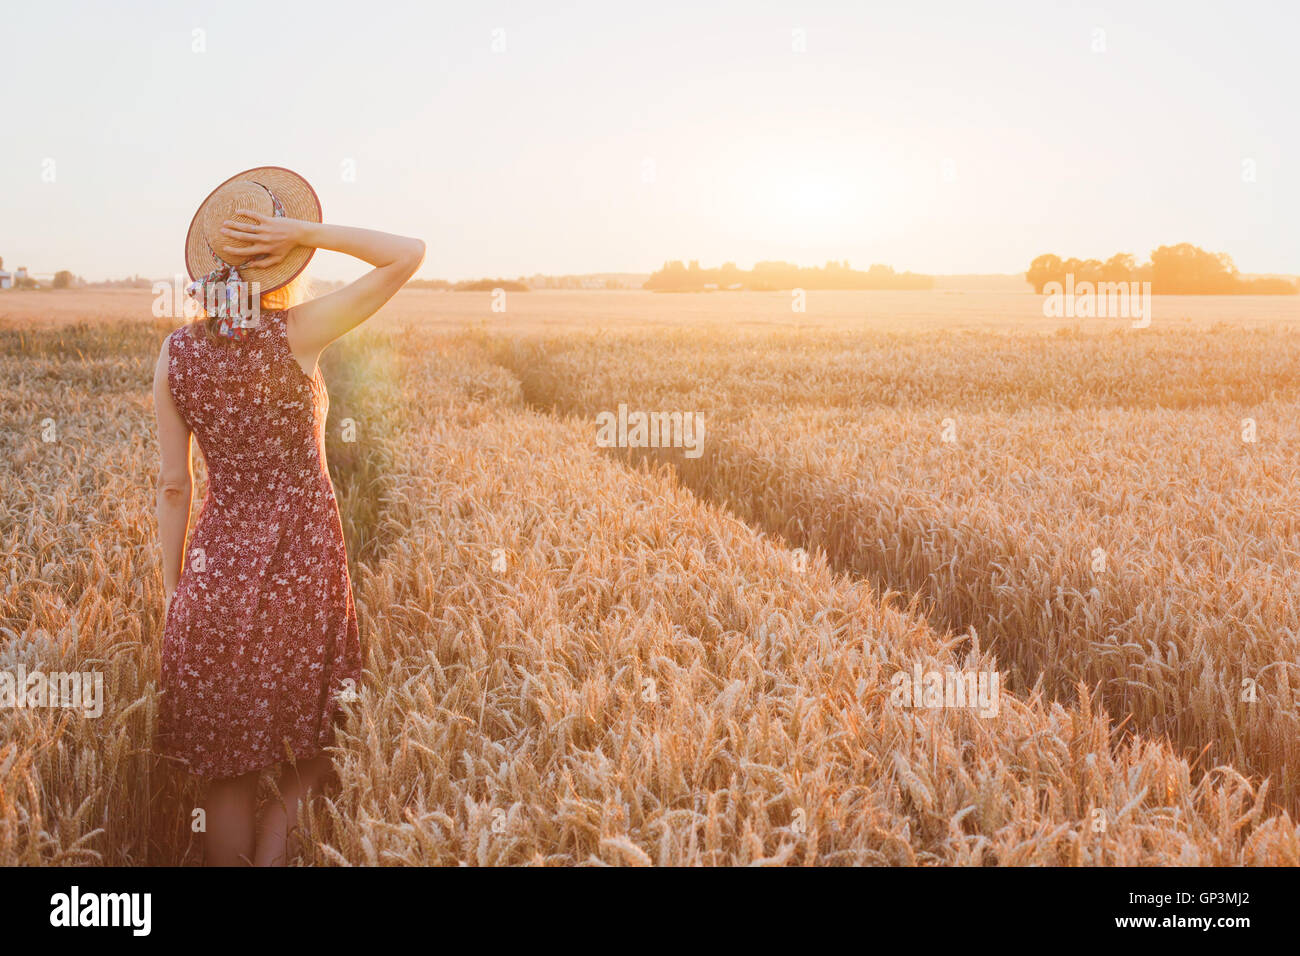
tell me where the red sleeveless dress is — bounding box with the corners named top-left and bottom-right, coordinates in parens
top-left (158, 309), bottom-right (361, 779)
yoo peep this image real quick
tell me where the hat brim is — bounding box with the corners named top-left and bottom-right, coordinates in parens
top-left (185, 166), bottom-right (322, 295)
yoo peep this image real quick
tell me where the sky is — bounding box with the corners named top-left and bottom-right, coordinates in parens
top-left (0, 0), bottom-right (1296, 282)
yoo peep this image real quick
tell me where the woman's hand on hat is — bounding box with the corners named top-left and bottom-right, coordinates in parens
top-left (219, 209), bottom-right (309, 269)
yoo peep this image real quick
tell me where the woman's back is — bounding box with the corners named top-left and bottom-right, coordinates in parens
top-left (167, 310), bottom-right (330, 516)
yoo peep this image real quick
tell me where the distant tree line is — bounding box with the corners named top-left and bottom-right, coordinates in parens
top-left (525, 273), bottom-right (644, 289)
top-left (451, 278), bottom-right (529, 292)
top-left (81, 275), bottom-right (153, 289)
top-left (1026, 244), bottom-right (1297, 295)
top-left (644, 260), bottom-right (934, 292)
top-left (407, 277), bottom-right (529, 292)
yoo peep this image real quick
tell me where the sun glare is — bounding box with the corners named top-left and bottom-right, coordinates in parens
top-left (790, 179), bottom-right (843, 217)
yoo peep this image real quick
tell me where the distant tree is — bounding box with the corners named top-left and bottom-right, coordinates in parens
top-left (1101, 253), bottom-right (1136, 282)
top-left (644, 260), bottom-right (695, 291)
top-left (1150, 243), bottom-right (1236, 294)
top-left (1025, 254), bottom-right (1063, 293)
top-left (1058, 258), bottom-right (1103, 283)
top-left (53, 270), bottom-right (73, 289)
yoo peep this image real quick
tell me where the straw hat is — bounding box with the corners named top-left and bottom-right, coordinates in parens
top-left (185, 166), bottom-right (322, 294)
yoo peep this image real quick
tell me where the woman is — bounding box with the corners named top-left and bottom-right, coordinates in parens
top-left (153, 167), bottom-right (424, 865)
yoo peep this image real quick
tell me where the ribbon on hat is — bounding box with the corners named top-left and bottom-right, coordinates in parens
top-left (186, 184), bottom-right (287, 340)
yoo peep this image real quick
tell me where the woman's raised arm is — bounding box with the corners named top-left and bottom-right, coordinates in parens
top-left (220, 211), bottom-right (425, 364)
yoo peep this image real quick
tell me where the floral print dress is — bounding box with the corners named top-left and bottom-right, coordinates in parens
top-left (158, 309), bottom-right (361, 779)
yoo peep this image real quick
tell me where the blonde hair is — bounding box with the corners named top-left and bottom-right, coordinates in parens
top-left (259, 272), bottom-right (313, 312)
top-left (202, 272), bottom-right (313, 340)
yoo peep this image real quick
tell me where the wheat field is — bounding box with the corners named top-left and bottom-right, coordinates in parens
top-left (2, 289), bottom-right (1299, 865)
